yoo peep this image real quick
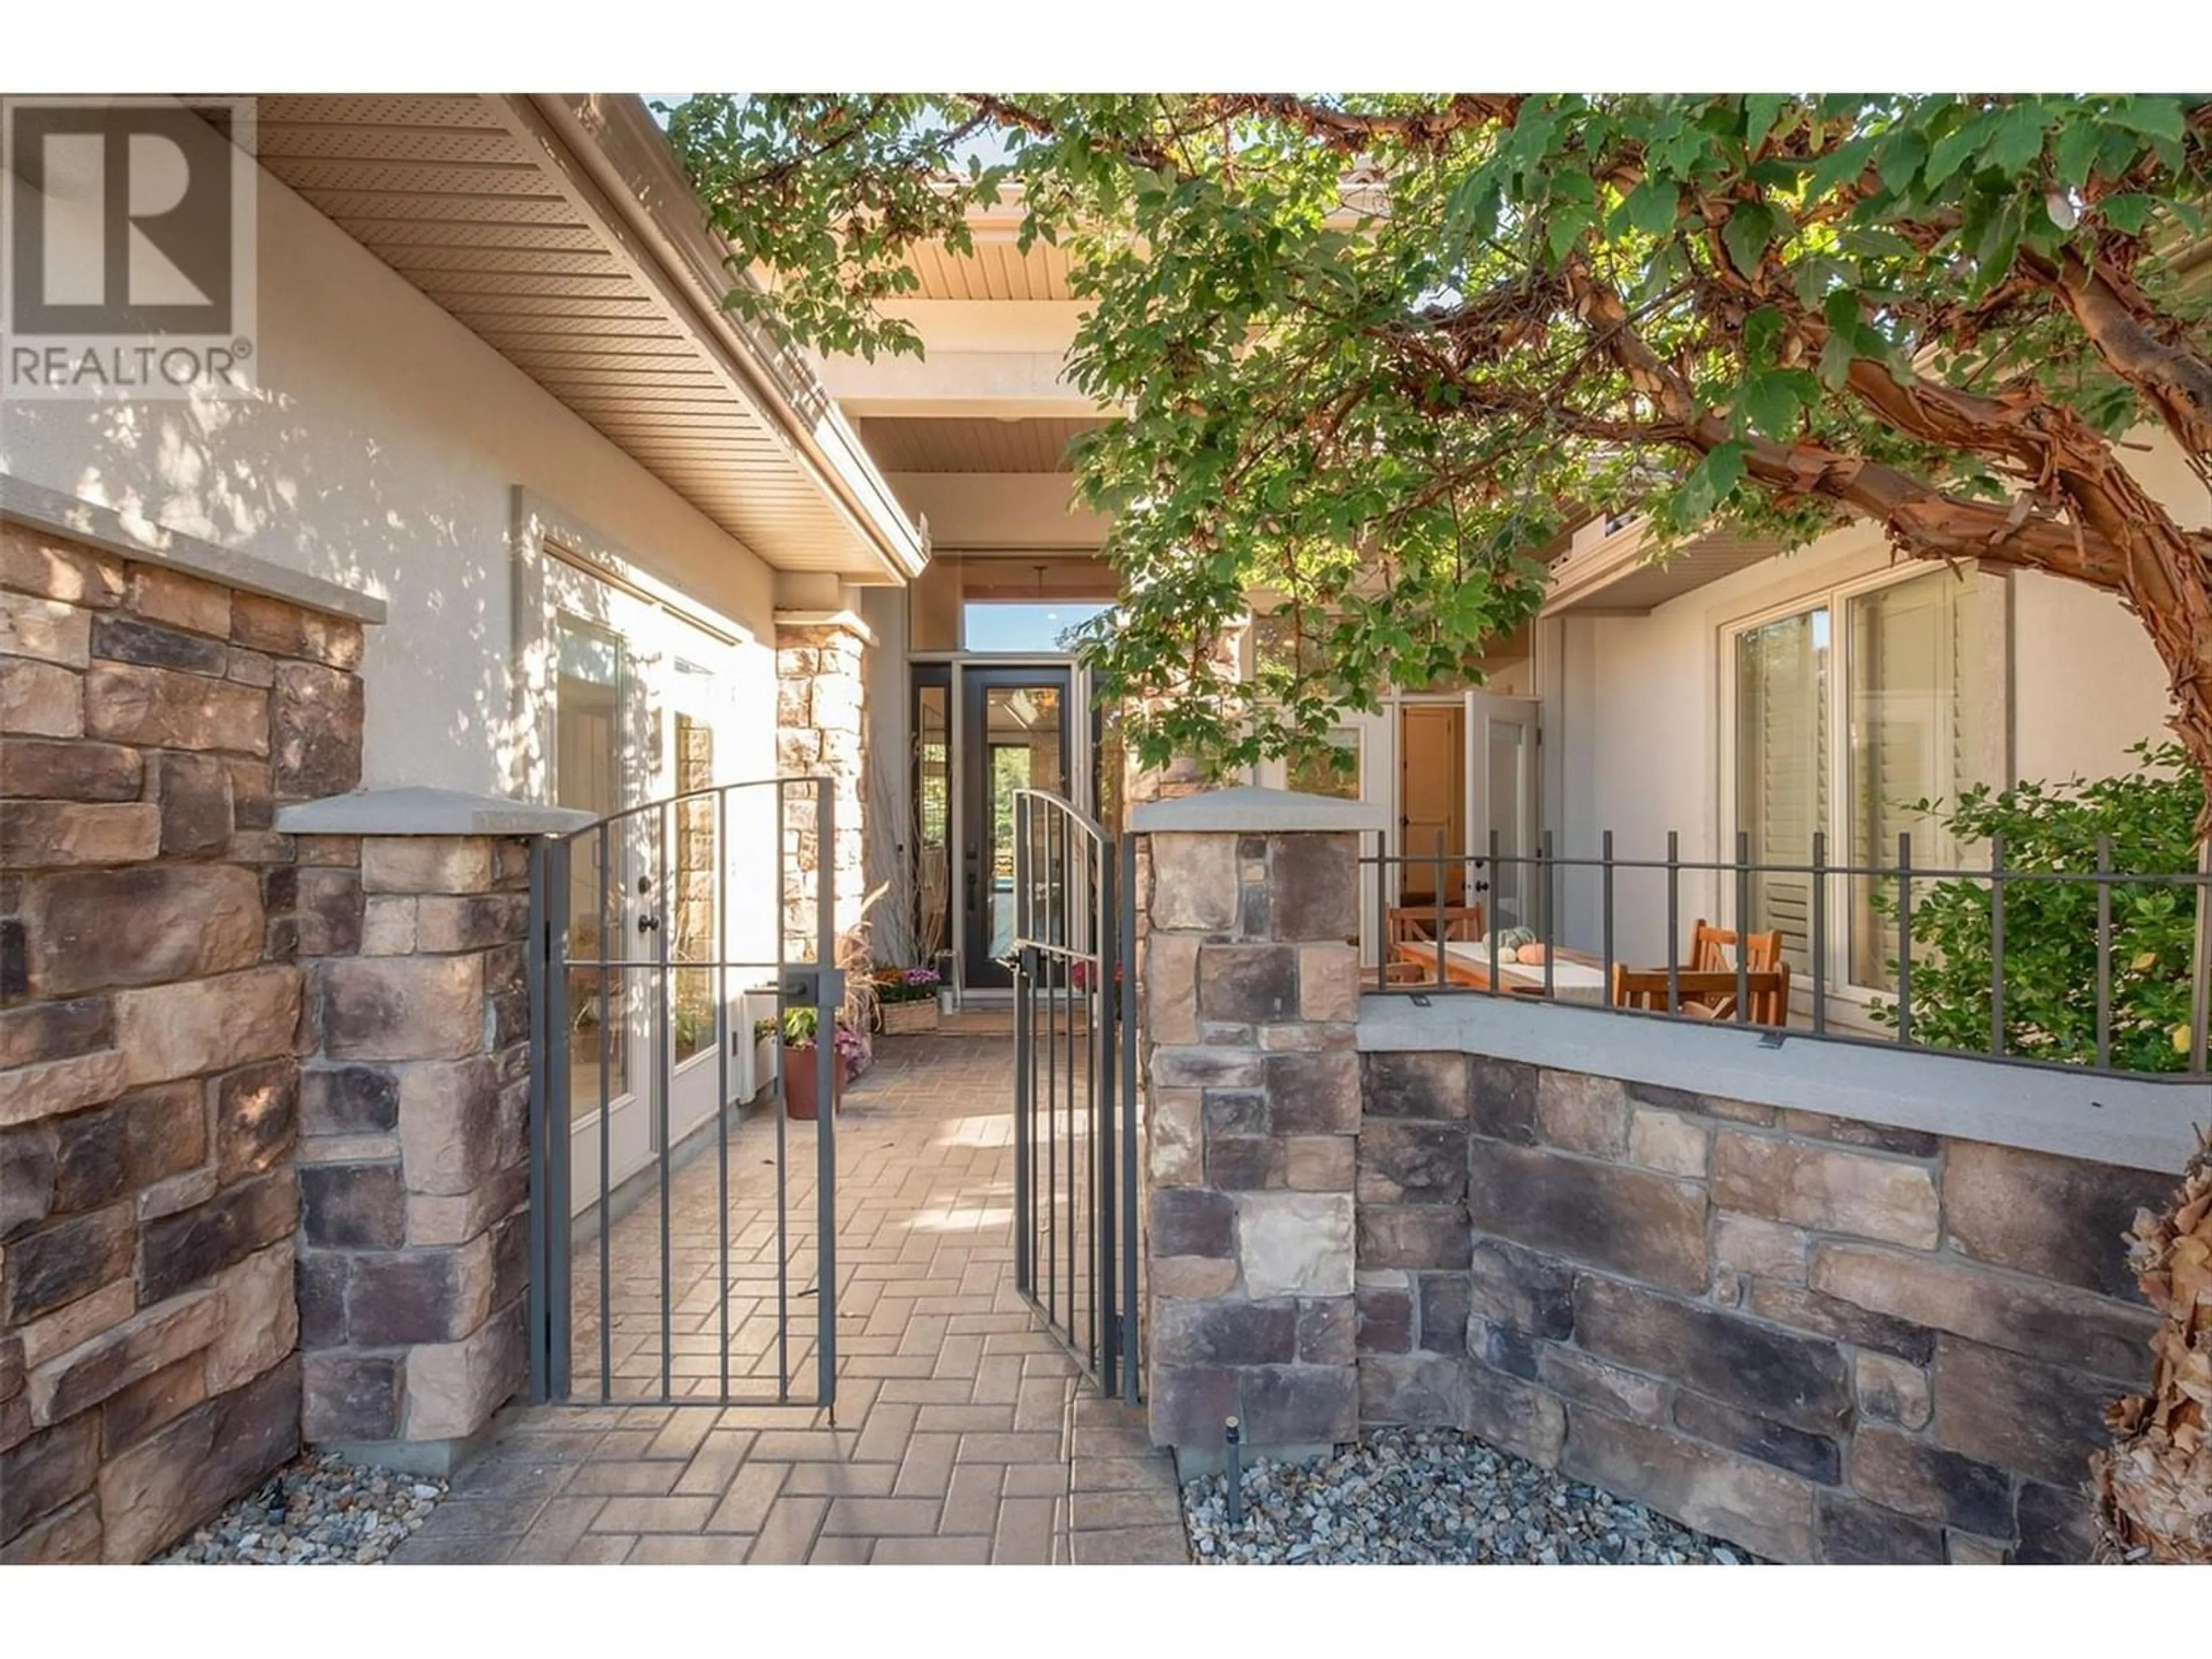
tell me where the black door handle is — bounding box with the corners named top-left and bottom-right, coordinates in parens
top-left (637, 913), bottom-right (662, 935)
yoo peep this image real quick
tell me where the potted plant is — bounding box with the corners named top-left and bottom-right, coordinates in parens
top-left (872, 964), bottom-right (943, 1035)
top-left (775, 1006), bottom-right (843, 1120)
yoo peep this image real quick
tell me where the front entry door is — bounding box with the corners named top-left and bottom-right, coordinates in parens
top-left (961, 668), bottom-right (1071, 989)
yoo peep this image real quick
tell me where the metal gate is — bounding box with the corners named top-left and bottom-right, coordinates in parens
top-left (525, 777), bottom-right (840, 1409)
top-left (1008, 789), bottom-right (1142, 1401)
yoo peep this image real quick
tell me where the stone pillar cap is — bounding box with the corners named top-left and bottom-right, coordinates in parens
top-left (275, 786), bottom-right (597, 837)
top-left (1130, 785), bottom-right (1386, 835)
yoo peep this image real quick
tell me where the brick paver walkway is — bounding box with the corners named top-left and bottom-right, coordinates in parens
top-left (393, 1035), bottom-right (1185, 1565)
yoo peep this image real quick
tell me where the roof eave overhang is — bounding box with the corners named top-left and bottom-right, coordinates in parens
top-left (515, 94), bottom-right (928, 585)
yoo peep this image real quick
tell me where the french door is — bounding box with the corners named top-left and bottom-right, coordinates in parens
top-left (1469, 691), bottom-right (1540, 933)
top-left (548, 560), bottom-right (743, 1211)
top-left (960, 667), bottom-right (1073, 990)
top-left (1384, 691), bottom-right (1539, 929)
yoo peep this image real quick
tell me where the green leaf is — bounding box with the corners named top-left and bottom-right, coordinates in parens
top-left (1972, 198), bottom-right (2025, 293)
top-left (1741, 305), bottom-right (1786, 362)
top-left (1875, 129), bottom-right (1929, 194)
top-left (1741, 369), bottom-right (1807, 437)
top-left (2099, 192), bottom-right (2155, 234)
top-left (2108, 97), bottom-right (2186, 143)
top-left (1745, 94), bottom-right (1789, 149)
top-left (1546, 203), bottom-right (1593, 264)
top-left (1986, 102), bottom-right (2047, 174)
top-left (1802, 132), bottom-right (1877, 200)
top-left (1721, 200), bottom-right (1777, 277)
top-left (1622, 177), bottom-right (1680, 237)
top-left (1817, 330), bottom-right (1859, 392)
top-left (2054, 120), bottom-right (2100, 190)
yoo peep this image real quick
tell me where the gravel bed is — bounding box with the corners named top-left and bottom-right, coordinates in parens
top-left (160, 1451), bottom-right (447, 1565)
top-left (1183, 1426), bottom-right (1759, 1565)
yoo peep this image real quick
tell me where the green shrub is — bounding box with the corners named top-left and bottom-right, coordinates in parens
top-left (1868, 741), bottom-right (2203, 1072)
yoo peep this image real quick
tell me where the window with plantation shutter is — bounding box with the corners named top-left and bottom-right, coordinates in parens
top-left (1729, 566), bottom-right (1997, 999)
top-left (1734, 608), bottom-right (1829, 974)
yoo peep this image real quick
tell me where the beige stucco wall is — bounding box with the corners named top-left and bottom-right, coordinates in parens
top-left (0, 157), bottom-right (778, 795)
top-left (2012, 570), bottom-right (2179, 782)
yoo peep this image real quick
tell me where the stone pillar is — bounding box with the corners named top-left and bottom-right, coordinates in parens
top-left (774, 615), bottom-right (868, 964)
top-left (1128, 786), bottom-right (1385, 1471)
top-left (275, 791), bottom-right (581, 1472)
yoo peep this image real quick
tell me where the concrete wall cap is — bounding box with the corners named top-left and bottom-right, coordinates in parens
top-left (3, 471), bottom-right (388, 624)
top-left (1357, 992), bottom-right (2206, 1175)
top-left (1131, 785), bottom-right (1387, 835)
top-left (276, 786), bottom-right (596, 837)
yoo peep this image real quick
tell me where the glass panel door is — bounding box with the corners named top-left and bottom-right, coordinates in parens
top-left (912, 667), bottom-right (952, 976)
top-left (1846, 571), bottom-right (1982, 990)
top-left (1469, 693), bottom-right (1538, 934)
top-left (960, 668), bottom-right (1070, 990)
top-left (662, 656), bottom-right (724, 1146)
top-left (554, 614), bottom-right (651, 1207)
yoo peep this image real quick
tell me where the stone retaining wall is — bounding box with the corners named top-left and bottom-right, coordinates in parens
top-left (1354, 1052), bottom-right (2171, 1564)
top-left (1, 520), bottom-right (364, 1562)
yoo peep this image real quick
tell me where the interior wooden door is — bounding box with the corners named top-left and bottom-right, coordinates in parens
top-left (1399, 703), bottom-right (1466, 903)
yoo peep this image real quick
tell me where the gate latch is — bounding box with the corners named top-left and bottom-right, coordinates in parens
top-left (782, 965), bottom-right (846, 1010)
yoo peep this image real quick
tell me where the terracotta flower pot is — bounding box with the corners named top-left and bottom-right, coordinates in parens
top-left (782, 1043), bottom-right (842, 1120)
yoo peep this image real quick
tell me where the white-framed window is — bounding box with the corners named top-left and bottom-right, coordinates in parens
top-left (1723, 564), bottom-right (2003, 994)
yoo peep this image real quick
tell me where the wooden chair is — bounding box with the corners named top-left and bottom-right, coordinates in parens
top-left (1681, 919), bottom-right (1787, 1023)
top-left (1383, 905), bottom-right (1486, 988)
top-left (1612, 963), bottom-right (1791, 1027)
top-left (1387, 903), bottom-right (1487, 945)
top-left (1687, 919), bottom-right (1783, 975)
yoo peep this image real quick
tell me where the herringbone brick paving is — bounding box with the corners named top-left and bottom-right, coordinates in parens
top-left (393, 1035), bottom-right (1185, 1565)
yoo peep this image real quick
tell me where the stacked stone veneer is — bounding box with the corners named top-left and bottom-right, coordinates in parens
top-left (774, 618), bottom-right (866, 963)
top-left (1141, 828), bottom-right (1367, 1460)
top-left (1, 522), bottom-right (363, 1562)
top-left (293, 834), bottom-right (531, 1457)
top-left (1355, 1054), bottom-right (2171, 1564)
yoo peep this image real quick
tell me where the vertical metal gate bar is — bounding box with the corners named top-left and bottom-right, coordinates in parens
top-left (715, 786), bottom-right (731, 1403)
top-left (596, 822), bottom-right (612, 1401)
top-left (1733, 830), bottom-right (1751, 1025)
top-left (656, 799), bottom-right (674, 1404)
top-left (815, 778), bottom-right (838, 1410)
top-left (1044, 820), bottom-right (1059, 1330)
top-left (547, 839), bottom-right (574, 1402)
top-left (1013, 795), bottom-right (1032, 1300)
top-left (526, 838), bottom-right (551, 1401)
top-left (775, 779), bottom-right (790, 1400)
top-left (1061, 810), bottom-right (1075, 1349)
top-left (1118, 831), bottom-right (1141, 1406)
top-left (1094, 832), bottom-right (1115, 1391)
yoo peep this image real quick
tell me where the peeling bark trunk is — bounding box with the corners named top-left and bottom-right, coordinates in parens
top-left (2094, 1133), bottom-right (2212, 1563)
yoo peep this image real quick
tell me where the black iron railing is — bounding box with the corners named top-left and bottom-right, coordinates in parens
top-left (1362, 828), bottom-right (2212, 1081)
